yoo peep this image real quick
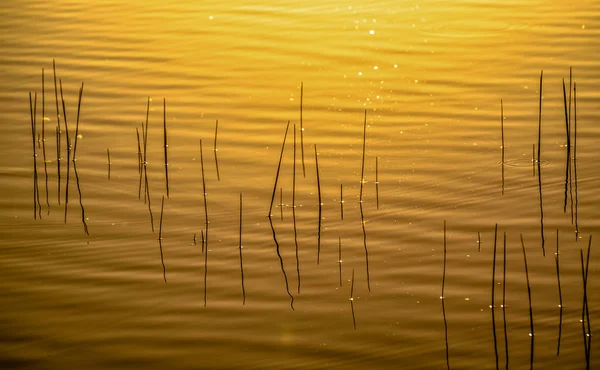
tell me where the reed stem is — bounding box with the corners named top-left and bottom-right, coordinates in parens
top-left (268, 121), bottom-right (290, 217)
top-left (315, 144), bottom-right (322, 264)
top-left (164, 98), bottom-right (170, 196)
top-left (239, 193), bottom-right (245, 305)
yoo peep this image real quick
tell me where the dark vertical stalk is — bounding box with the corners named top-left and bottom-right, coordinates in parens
top-left (538, 73), bottom-right (545, 256)
top-left (200, 139), bottom-right (209, 306)
top-left (375, 156), bottom-right (380, 209)
top-left (562, 80), bottom-right (571, 213)
top-left (239, 193), bottom-right (245, 305)
top-left (292, 124), bottom-right (300, 294)
top-left (41, 68), bottom-right (49, 214)
top-left (520, 234), bottom-right (534, 370)
top-left (300, 82), bottom-right (305, 178)
top-left (143, 98), bottom-right (150, 204)
top-left (502, 232), bottom-right (509, 369)
top-left (163, 98), bottom-right (170, 196)
top-left (532, 144), bottom-right (535, 176)
top-left (580, 249), bottom-right (589, 368)
top-left (107, 148), bottom-right (111, 180)
top-left (556, 229), bottom-right (563, 356)
top-left (201, 229), bottom-right (205, 254)
top-left (442, 298), bottom-right (450, 370)
top-left (213, 119), bottom-right (220, 181)
top-left (359, 110), bottom-right (367, 203)
top-left (501, 100), bottom-right (504, 195)
top-left (60, 80), bottom-right (71, 223)
top-left (72, 82), bottom-right (83, 162)
top-left (29, 92), bottom-right (38, 219)
top-left (478, 232), bottom-right (481, 252)
top-left (350, 268), bottom-right (356, 330)
top-left (338, 237), bottom-right (343, 287)
top-left (52, 60), bottom-right (61, 206)
top-left (574, 83), bottom-right (579, 239)
top-left (268, 121), bottom-right (290, 217)
top-left (360, 200), bottom-right (371, 292)
top-left (55, 125), bottom-right (61, 205)
top-left (340, 184), bottom-right (344, 220)
top-left (314, 145), bottom-right (322, 264)
top-left (137, 124), bottom-right (143, 200)
top-left (268, 216), bottom-right (295, 310)
top-left (441, 220), bottom-right (447, 299)
top-left (491, 224), bottom-right (499, 370)
top-left (158, 195), bottom-right (166, 282)
top-left (33, 93), bottom-right (41, 218)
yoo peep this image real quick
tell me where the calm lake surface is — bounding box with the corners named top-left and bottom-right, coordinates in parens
top-left (1, 1), bottom-right (599, 369)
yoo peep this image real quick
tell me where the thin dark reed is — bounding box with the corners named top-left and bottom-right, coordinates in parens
top-left (532, 144), bottom-right (535, 176)
top-left (268, 216), bottom-right (295, 310)
top-left (441, 220), bottom-right (447, 299)
top-left (164, 98), bottom-right (170, 196)
top-left (29, 92), bottom-right (38, 219)
top-left (55, 125), bottom-right (61, 205)
top-left (300, 82), bottom-right (305, 178)
top-left (200, 139), bottom-right (209, 307)
top-left (574, 83), bottom-right (579, 239)
top-left (478, 232), bottom-right (481, 252)
top-left (537, 74), bottom-right (545, 256)
top-left (501, 100), bottom-right (504, 195)
top-left (41, 68), bottom-right (49, 214)
top-left (583, 236), bottom-right (592, 365)
top-left (502, 232), bottom-right (509, 369)
top-left (158, 195), bottom-right (166, 282)
top-left (359, 110), bottom-right (367, 203)
top-left (59, 79), bottom-right (71, 223)
top-left (144, 151), bottom-right (154, 233)
top-left (580, 249), bottom-right (589, 368)
top-left (72, 160), bottom-right (89, 236)
top-left (338, 237), bottom-right (343, 287)
top-left (268, 121), bottom-right (290, 217)
top-left (537, 71), bottom-right (542, 163)
top-left (193, 233), bottom-right (197, 246)
top-left (314, 145), bottom-right (322, 264)
top-left (213, 119), bottom-right (220, 181)
top-left (562, 80), bottom-right (571, 214)
top-left (292, 124), bottom-right (300, 294)
top-left (143, 98), bottom-right (150, 205)
top-left (520, 234), bottom-right (534, 370)
top-left (201, 229), bottom-right (205, 254)
top-left (340, 184), bottom-right (344, 220)
top-left (33, 93), bottom-right (41, 218)
top-left (375, 156), bottom-right (379, 209)
top-left (52, 60), bottom-right (61, 206)
top-left (72, 82), bottom-right (83, 162)
top-left (442, 298), bottom-right (450, 370)
top-left (239, 193), bottom-right (245, 305)
top-left (491, 223), bottom-right (499, 370)
top-left (556, 229), bottom-right (563, 356)
top-left (107, 148), bottom-right (111, 180)
top-left (137, 124), bottom-right (143, 200)
top-left (350, 268), bottom-right (356, 330)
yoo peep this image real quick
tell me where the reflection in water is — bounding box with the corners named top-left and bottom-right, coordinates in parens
top-left (268, 216), bottom-right (294, 310)
top-left (239, 193), bottom-right (245, 305)
top-left (72, 160), bottom-right (89, 236)
top-left (562, 79), bottom-right (571, 214)
top-left (350, 269), bottom-right (356, 330)
top-left (502, 233), bottom-right (509, 369)
top-left (555, 230), bottom-right (563, 356)
top-left (441, 299), bottom-right (450, 370)
top-left (491, 224), bottom-right (499, 370)
top-left (157, 195), bottom-right (166, 283)
top-left (580, 239), bottom-right (592, 368)
top-left (142, 98), bottom-right (155, 233)
top-left (441, 220), bottom-right (447, 299)
top-left (107, 148), bottom-right (111, 180)
top-left (520, 235), bottom-right (535, 370)
top-left (213, 119), bottom-right (220, 182)
top-left (314, 145), bottom-right (322, 265)
top-left (163, 99), bottom-right (170, 196)
top-left (268, 121), bottom-right (289, 218)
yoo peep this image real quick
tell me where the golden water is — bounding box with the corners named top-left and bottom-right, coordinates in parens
top-left (1, 1), bottom-right (599, 368)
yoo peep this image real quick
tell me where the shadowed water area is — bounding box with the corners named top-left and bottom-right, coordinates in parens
top-left (1, 1), bottom-right (599, 369)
